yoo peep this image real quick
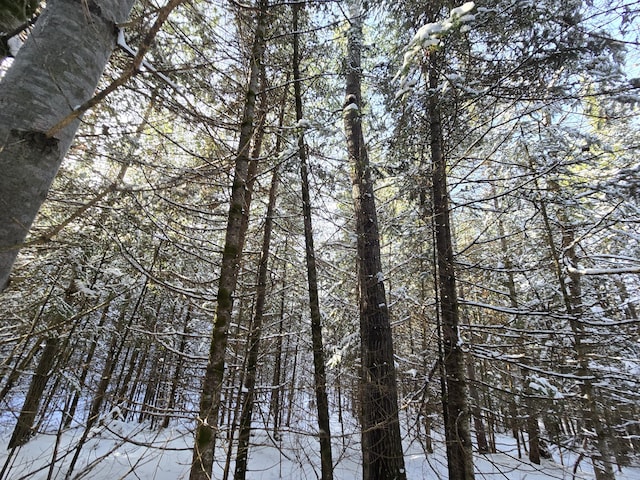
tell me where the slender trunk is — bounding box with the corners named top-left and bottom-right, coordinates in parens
top-left (458, 280), bottom-right (489, 455)
top-left (466, 360), bottom-right (489, 454)
top-left (163, 305), bottom-right (191, 429)
top-left (428, 62), bottom-right (474, 480)
top-left (525, 386), bottom-right (541, 464)
top-left (494, 196), bottom-right (541, 463)
top-left (0, 0), bottom-right (135, 290)
top-left (65, 307), bottom-right (130, 478)
top-left (285, 334), bottom-right (299, 428)
top-left (270, 246), bottom-right (288, 440)
top-left (66, 249), bottom-right (157, 479)
top-left (233, 71), bottom-right (289, 480)
top-left (233, 131), bottom-right (280, 480)
top-left (190, 2), bottom-right (268, 478)
top-left (529, 158), bottom-right (616, 480)
top-left (560, 216), bottom-right (615, 479)
top-left (118, 345), bottom-right (142, 418)
top-left (139, 349), bottom-right (162, 424)
top-left (343, 5), bottom-right (406, 480)
top-left (64, 302), bottom-right (111, 427)
top-left (222, 309), bottom-right (249, 480)
top-left (8, 336), bottom-right (59, 448)
top-left (292, 3), bottom-right (334, 479)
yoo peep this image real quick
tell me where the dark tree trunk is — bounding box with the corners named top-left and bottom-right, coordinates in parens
top-left (293, 3), bottom-right (334, 479)
top-left (190, 2), bottom-right (268, 478)
top-left (466, 360), bottom-right (490, 454)
top-left (64, 301), bottom-right (111, 427)
top-left (269, 248), bottom-right (288, 440)
top-left (8, 336), bottom-right (59, 448)
top-left (560, 220), bottom-right (615, 480)
top-left (428, 62), bottom-right (475, 480)
top-left (525, 386), bottom-right (541, 465)
top-left (163, 305), bottom-right (191, 429)
top-left (343, 5), bottom-right (406, 480)
top-left (66, 252), bottom-right (156, 479)
top-left (233, 124), bottom-right (280, 480)
top-left (495, 197), bottom-right (541, 464)
top-left (0, 337), bottom-right (42, 404)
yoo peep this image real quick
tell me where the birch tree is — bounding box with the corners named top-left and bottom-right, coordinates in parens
top-left (0, 0), bottom-right (136, 290)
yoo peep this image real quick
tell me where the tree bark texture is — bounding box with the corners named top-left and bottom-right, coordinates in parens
top-left (428, 64), bottom-right (475, 480)
top-left (293, 3), bottom-right (334, 479)
top-left (0, 0), bottom-right (135, 291)
top-left (233, 116), bottom-right (277, 480)
top-left (190, 2), bottom-right (268, 479)
top-left (8, 336), bottom-right (59, 448)
top-left (343, 6), bottom-right (406, 480)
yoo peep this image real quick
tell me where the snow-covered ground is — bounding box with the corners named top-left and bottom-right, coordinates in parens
top-left (1, 418), bottom-right (638, 479)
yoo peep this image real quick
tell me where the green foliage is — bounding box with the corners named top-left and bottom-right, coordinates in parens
top-left (1, 0), bottom-right (639, 477)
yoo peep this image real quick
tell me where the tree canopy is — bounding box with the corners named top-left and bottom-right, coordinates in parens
top-left (0, 1), bottom-right (639, 479)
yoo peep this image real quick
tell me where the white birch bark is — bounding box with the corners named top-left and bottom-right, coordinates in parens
top-left (0, 0), bottom-right (135, 290)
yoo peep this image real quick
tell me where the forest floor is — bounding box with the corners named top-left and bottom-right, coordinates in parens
top-left (0, 416), bottom-right (639, 479)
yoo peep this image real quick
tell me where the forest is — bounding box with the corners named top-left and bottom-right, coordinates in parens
top-left (0, 0), bottom-right (639, 479)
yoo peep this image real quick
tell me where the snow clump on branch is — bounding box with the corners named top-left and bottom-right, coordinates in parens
top-left (394, 2), bottom-right (475, 98)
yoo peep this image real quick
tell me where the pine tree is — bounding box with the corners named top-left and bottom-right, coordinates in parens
top-left (343, 3), bottom-right (406, 479)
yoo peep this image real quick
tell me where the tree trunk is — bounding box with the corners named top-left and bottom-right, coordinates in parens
top-left (233, 126), bottom-right (280, 480)
top-left (269, 245), bottom-right (288, 440)
top-left (495, 196), bottom-right (541, 464)
top-left (163, 304), bottom-right (191, 429)
top-left (524, 381), bottom-right (541, 465)
top-left (0, 337), bottom-right (42, 404)
top-left (64, 301), bottom-right (111, 427)
top-left (65, 253), bottom-right (156, 479)
top-left (8, 336), bottom-right (59, 448)
top-left (189, 2), bottom-right (268, 478)
top-left (559, 216), bottom-right (616, 480)
top-left (343, 5), bottom-right (406, 480)
top-left (466, 359), bottom-right (490, 454)
top-left (0, 0), bottom-right (135, 290)
top-left (285, 333), bottom-right (299, 429)
top-left (428, 61), bottom-right (475, 480)
top-left (293, 3), bottom-right (334, 479)
top-left (530, 164), bottom-right (616, 480)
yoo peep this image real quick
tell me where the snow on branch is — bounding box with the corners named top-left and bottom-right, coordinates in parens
top-left (117, 27), bottom-right (181, 92)
top-left (393, 2), bottom-right (475, 97)
top-left (567, 265), bottom-right (640, 275)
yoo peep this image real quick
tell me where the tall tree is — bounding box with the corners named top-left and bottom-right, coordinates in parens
top-left (190, 1), bottom-right (269, 478)
top-left (427, 59), bottom-right (475, 480)
top-left (232, 81), bottom-right (281, 480)
top-left (0, 0), bottom-right (136, 290)
top-left (293, 3), bottom-right (334, 479)
top-left (343, 3), bottom-right (406, 479)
